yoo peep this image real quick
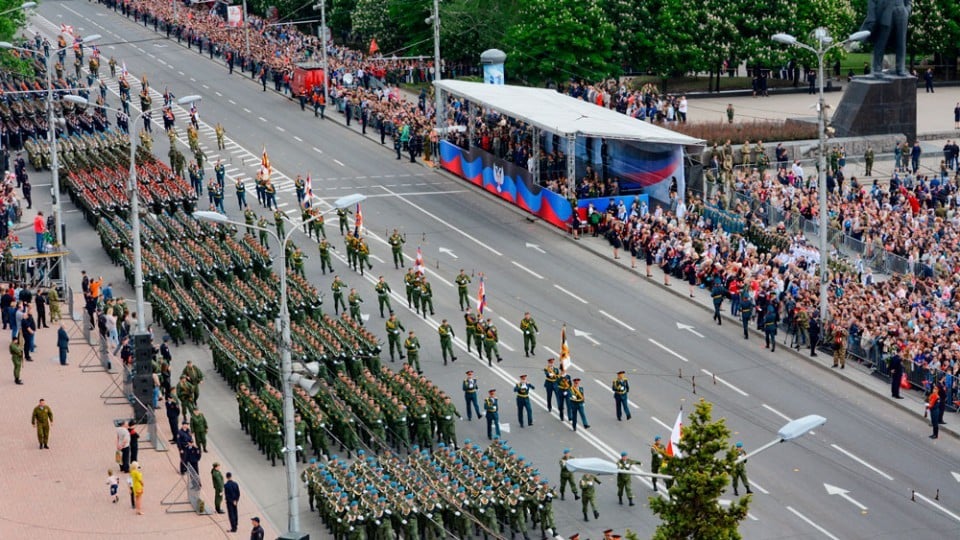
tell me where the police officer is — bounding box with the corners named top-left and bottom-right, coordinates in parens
top-left (513, 374), bottom-right (535, 428)
top-left (711, 281), bottom-right (725, 325)
top-left (559, 448), bottom-right (580, 501)
top-left (731, 441), bottom-right (752, 496)
top-left (542, 358), bottom-right (559, 412)
top-left (520, 312), bottom-right (539, 357)
top-left (616, 451), bottom-right (640, 506)
top-left (462, 370), bottom-right (481, 420)
top-left (809, 311), bottom-right (821, 357)
top-left (484, 389), bottom-right (500, 440)
top-left (388, 229), bottom-right (405, 269)
top-left (579, 473), bottom-right (601, 521)
top-left (739, 291), bottom-right (754, 339)
top-left (385, 313), bottom-right (405, 362)
top-left (612, 371), bottom-right (631, 421)
top-left (374, 276), bottom-right (392, 318)
top-left (438, 319), bottom-right (457, 365)
top-left (455, 269), bottom-right (471, 310)
top-left (650, 435), bottom-right (666, 492)
top-left (404, 330), bottom-right (421, 373)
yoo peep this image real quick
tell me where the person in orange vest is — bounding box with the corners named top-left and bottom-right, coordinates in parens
top-left (926, 382), bottom-right (944, 439)
top-left (312, 88), bottom-right (325, 119)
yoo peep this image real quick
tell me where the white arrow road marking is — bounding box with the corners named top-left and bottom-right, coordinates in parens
top-left (499, 423), bottom-right (510, 434)
top-left (823, 484), bottom-right (867, 511)
top-left (829, 445), bottom-right (894, 481)
top-left (573, 329), bottom-right (600, 345)
top-left (438, 247), bottom-right (458, 259)
top-left (914, 491), bottom-right (960, 523)
top-left (553, 284), bottom-right (587, 304)
top-left (953, 471), bottom-right (960, 483)
top-left (525, 242), bottom-right (545, 254)
top-left (360, 313), bottom-right (370, 322)
top-left (511, 261), bottom-right (543, 279)
top-left (676, 322), bottom-right (705, 338)
top-left (648, 339), bottom-right (689, 362)
top-left (786, 506), bottom-right (840, 540)
top-left (700, 369), bottom-right (749, 396)
top-left (598, 310), bottom-right (635, 331)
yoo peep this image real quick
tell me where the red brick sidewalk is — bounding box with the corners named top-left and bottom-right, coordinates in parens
top-left (0, 297), bottom-right (277, 539)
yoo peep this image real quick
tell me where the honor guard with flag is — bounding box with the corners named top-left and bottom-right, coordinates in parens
top-left (385, 313), bottom-right (405, 361)
top-left (616, 451), bottom-right (641, 506)
top-left (294, 175), bottom-right (305, 205)
top-left (513, 374), bottom-right (535, 427)
top-left (483, 318), bottom-right (502, 365)
top-left (612, 371), bottom-right (632, 421)
top-left (403, 268), bottom-right (419, 310)
top-left (455, 269), bottom-right (471, 310)
top-left (235, 177), bottom-right (247, 210)
top-left (419, 278), bottom-right (434, 317)
top-left (374, 276), bottom-right (392, 317)
top-left (317, 239), bottom-right (334, 274)
top-left (569, 378), bottom-right (589, 431)
top-left (543, 358), bottom-right (559, 412)
top-left (462, 370), bottom-right (481, 420)
top-left (388, 229), bottom-right (405, 269)
top-left (557, 367), bottom-right (572, 421)
top-left (484, 389), bottom-right (500, 439)
top-left (438, 319), bottom-right (457, 365)
top-left (520, 312), bottom-right (539, 357)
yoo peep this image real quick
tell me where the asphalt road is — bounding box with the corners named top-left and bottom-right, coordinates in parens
top-left (26, 3), bottom-right (960, 539)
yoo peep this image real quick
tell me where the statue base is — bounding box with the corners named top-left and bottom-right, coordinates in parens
top-left (831, 75), bottom-right (916, 142)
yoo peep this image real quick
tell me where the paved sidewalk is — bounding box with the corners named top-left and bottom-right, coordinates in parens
top-left (0, 294), bottom-right (277, 539)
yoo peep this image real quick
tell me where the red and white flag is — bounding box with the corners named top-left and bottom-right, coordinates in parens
top-left (120, 61), bottom-right (128, 79)
top-left (304, 174), bottom-right (313, 208)
top-left (666, 409), bottom-right (684, 458)
top-left (354, 202), bottom-right (363, 236)
top-left (414, 246), bottom-right (425, 275)
top-left (60, 24), bottom-right (74, 37)
top-left (559, 325), bottom-right (571, 370)
top-left (369, 38), bottom-right (380, 56)
top-left (477, 275), bottom-right (487, 315)
top-left (260, 147), bottom-right (272, 180)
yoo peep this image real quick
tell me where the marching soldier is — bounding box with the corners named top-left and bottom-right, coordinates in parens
top-left (337, 207), bottom-right (351, 235)
top-left (215, 122), bottom-right (226, 150)
top-left (616, 451), bottom-right (641, 506)
top-left (318, 239), bottom-right (334, 275)
top-left (650, 435), bottom-right (666, 492)
top-left (265, 181), bottom-right (277, 210)
top-left (311, 209), bottom-right (326, 240)
top-left (273, 210), bottom-right (285, 239)
top-left (711, 281), bottom-right (725, 325)
top-left (301, 459), bottom-right (319, 512)
top-left (388, 229), bottom-right (405, 269)
top-left (543, 358), bottom-right (559, 413)
top-left (455, 269), bottom-right (471, 311)
top-left (513, 374), bottom-right (535, 428)
top-left (385, 313), bottom-right (405, 362)
top-left (612, 370), bottom-right (631, 421)
top-left (235, 177), bottom-right (247, 210)
top-left (438, 319), bottom-right (457, 365)
top-left (257, 215), bottom-right (269, 246)
top-left (559, 449), bottom-right (580, 500)
top-left (557, 367), bottom-right (572, 421)
top-left (462, 370), bottom-right (481, 420)
top-left (864, 145), bottom-right (874, 176)
top-left (464, 307), bottom-right (478, 354)
top-left (437, 395), bottom-right (460, 448)
top-left (403, 268), bottom-right (419, 309)
top-left (357, 237), bottom-right (372, 275)
top-left (569, 378), bottom-right (589, 431)
top-left (739, 291), bottom-right (754, 340)
top-left (763, 306), bottom-right (778, 351)
top-left (579, 473), bottom-right (601, 522)
top-left (419, 278), bottom-right (434, 317)
top-left (484, 389), bottom-right (501, 440)
top-left (410, 273), bottom-right (423, 313)
top-left (520, 312), bottom-right (539, 357)
top-left (404, 330), bottom-right (422, 373)
top-left (331, 276), bottom-right (347, 315)
top-left (474, 317), bottom-right (486, 360)
top-left (482, 318), bottom-right (502, 365)
top-left (294, 175), bottom-right (305, 205)
top-left (291, 248), bottom-right (306, 278)
top-left (347, 288), bottom-right (364, 324)
top-left (374, 276), bottom-right (392, 318)
top-left (731, 441), bottom-right (753, 496)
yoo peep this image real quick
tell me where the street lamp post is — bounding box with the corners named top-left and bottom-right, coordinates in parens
top-left (432, 0), bottom-right (442, 131)
top-left (0, 1), bottom-right (36, 17)
top-left (65, 93), bottom-right (203, 333)
top-left (195, 192), bottom-right (365, 538)
top-left (1, 33), bottom-right (101, 292)
top-left (772, 29), bottom-right (870, 324)
top-left (313, 0), bottom-right (329, 108)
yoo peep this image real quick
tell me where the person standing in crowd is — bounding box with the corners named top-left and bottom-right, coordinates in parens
top-left (212, 462), bottom-right (225, 514)
top-left (250, 517), bottom-right (264, 540)
top-left (130, 461), bottom-right (144, 515)
top-left (57, 323), bottom-right (70, 366)
top-left (10, 335), bottom-right (24, 385)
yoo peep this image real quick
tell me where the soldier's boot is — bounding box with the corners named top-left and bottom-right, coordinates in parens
top-left (746, 487), bottom-right (753, 494)
top-left (593, 510), bottom-right (599, 519)
top-left (583, 511), bottom-right (589, 522)
top-left (560, 492), bottom-right (564, 501)
top-left (733, 487), bottom-right (739, 496)
top-left (629, 497), bottom-right (635, 506)
top-left (619, 495), bottom-right (623, 505)
top-left (574, 492), bottom-right (580, 501)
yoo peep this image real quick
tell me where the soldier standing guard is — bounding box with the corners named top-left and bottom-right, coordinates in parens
top-left (235, 177), bottom-right (247, 210)
top-left (404, 330), bottom-right (421, 373)
top-left (520, 312), bottom-right (538, 357)
top-left (611, 371), bottom-right (631, 421)
top-left (385, 313), bottom-right (405, 362)
top-left (579, 473), bottom-right (601, 521)
top-left (559, 448), bottom-right (580, 500)
top-left (257, 216), bottom-right (269, 246)
top-left (513, 374), bottom-right (535, 428)
top-left (616, 451), bottom-right (641, 506)
top-left (864, 146), bottom-right (874, 176)
top-left (215, 122), bottom-right (226, 150)
top-left (455, 269), bottom-right (471, 310)
top-left (543, 358), bottom-right (559, 412)
top-left (294, 175), bottom-right (305, 205)
top-left (403, 268), bottom-right (418, 309)
top-left (463, 370), bottom-right (481, 420)
top-left (731, 441), bottom-right (753, 496)
top-left (11, 337), bottom-right (24, 384)
top-left (388, 229), bottom-right (405, 269)
top-left (650, 435), bottom-right (666, 492)
top-left (484, 389), bottom-right (500, 440)
top-left (438, 319), bottom-right (457, 364)
top-left (211, 462), bottom-right (225, 513)
top-left (374, 276), bottom-right (392, 317)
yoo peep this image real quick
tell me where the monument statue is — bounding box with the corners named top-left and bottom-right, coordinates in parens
top-left (860, 0), bottom-right (911, 76)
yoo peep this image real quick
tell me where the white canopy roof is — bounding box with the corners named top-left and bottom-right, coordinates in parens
top-left (434, 80), bottom-right (704, 147)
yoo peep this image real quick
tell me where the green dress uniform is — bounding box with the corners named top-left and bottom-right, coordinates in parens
top-left (419, 280), bottom-right (434, 317)
top-left (375, 279), bottom-right (392, 317)
top-left (345, 233), bottom-right (358, 271)
top-left (455, 271), bottom-right (471, 310)
top-left (357, 239), bottom-right (372, 274)
top-left (190, 412), bottom-right (209, 452)
top-left (438, 321), bottom-right (456, 365)
top-left (404, 333), bottom-right (421, 372)
top-left (579, 473), bottom-right (601, 521)
top-left (337, 208), bottom-right (351, 235)
top-left (474, 319), bottom-right (486, 359)
top-left (559, 451), bottom-right (579, 500)
top-left (257, 217), bottom-right (270, 246)
top-left (732, 444), bottom-right (753, 495)
top-left (482, 323), bottom-right (502, 365)
top-left (318, 240), bottom-right (334, 274)
top-left (520, 314), bottom-right (539, 357)
top-left (436, 399), bottom-right (459, 447)
top-left (291, 249), bottom-right (306, 278)
top-left (403, 270), bottom-right (419, 309)
top-left (864, 147), bottom-right (874, 176)
top-left (244, 209), bottom-right (256, 236)
top-left (31, 401), bottom-right (53, 448)
top-left (10, 340), bottom-right (24, 383)
top-left (616, 454), bottom-right (641, 505)
top-left (212, 466), bottom-right (225, 513)
top-left (331, 277), bottom-right (347, 314)
top-left (348, 291), bottom-right (364, 324)
top-left (651, 438), bottom-right (667, 491)
top-left (311, 212), bottom-right (326, 240)
top-left (464, 311), bottom-right (477, 353)
top-left (273, 210), bottom-right (285, 239)
top-left (385, 316), bottom-right (405, 361)
top-left (388, 231), bottom-right (405, 269)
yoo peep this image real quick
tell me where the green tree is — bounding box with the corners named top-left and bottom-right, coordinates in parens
top-left (0, 0), bottom-right (34, 77)
top-left (504, 0), bottom-right (617, 84)
top-left (351, 0), bottom-right (399, 52)
top-left (439, 0), bottom-right (520, 66)
top-left (649, 400), bottom-right (750, 540)
top-left (906, 0), bottom-right (959, 69)
top-left (328, 0), bottom-right (358, 41)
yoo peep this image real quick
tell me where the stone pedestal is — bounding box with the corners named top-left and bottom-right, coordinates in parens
top-left (831, 75), bottom-right (917, 142)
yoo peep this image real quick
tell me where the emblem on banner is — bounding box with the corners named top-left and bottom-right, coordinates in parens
top-left (493, 165), bottom-right (505, 193)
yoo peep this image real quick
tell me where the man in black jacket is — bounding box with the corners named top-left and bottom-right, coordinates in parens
top-left (224, 472), bottom-right (241, 532)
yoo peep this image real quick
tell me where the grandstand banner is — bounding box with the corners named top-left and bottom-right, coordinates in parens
top-left (226, 6), bottom-right (243, 27)
top-left (439, 140), bottom-right (573, 229)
